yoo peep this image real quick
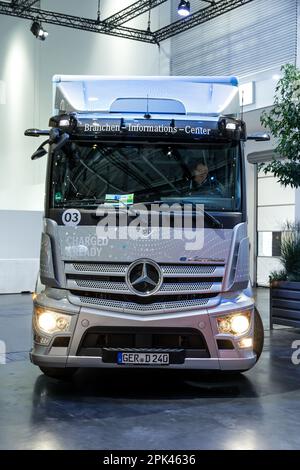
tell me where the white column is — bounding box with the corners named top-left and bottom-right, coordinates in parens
top-left (295, 189), bottom-right (300, 222)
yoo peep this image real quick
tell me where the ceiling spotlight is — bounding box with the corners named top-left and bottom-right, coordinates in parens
top-left (30, 21), bottom-right (48, 41)
top-left (178, 0), bottom-right (191, 17)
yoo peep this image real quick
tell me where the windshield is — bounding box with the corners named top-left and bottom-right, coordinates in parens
top-left (50, 142), bottom-right (242, 212)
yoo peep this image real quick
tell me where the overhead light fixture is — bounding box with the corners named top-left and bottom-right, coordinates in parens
top-left (178, 0), bottom-right (191, 17)
top-left (96, 0), bottom-right (101, 24)
top-left (30, 21), bottom-right (48, 41)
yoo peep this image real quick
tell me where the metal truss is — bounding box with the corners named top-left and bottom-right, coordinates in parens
top-left (1, 0), bottom-right (256, 44)
top-left (104, 0), bottom-right (168, 27)
top-left (0, 1), bottom-right (156, 43)
top-left (11, 0), bottom-right (39, 10)
top-left (154, 0), bottom-right (255, 42)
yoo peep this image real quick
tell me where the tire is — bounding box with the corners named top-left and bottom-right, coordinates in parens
top-left (253, 307), bottom-right (264, 362)
top-left (39, 366), bottom-right (78, 380)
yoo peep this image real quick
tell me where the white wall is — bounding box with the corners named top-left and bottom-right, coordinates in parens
top-left (0, 211), bottom-right (43, 293)
top-left (0, 0), bottom-right (171, 293)
top-left (239, 66), bottom-right (283, 113)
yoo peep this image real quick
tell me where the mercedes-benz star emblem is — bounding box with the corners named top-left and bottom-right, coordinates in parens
top-left (126, 259), bottom-right (163, 297)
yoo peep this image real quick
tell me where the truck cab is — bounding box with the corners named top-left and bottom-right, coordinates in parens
top-left (27, 76), bottom-right (264, 379)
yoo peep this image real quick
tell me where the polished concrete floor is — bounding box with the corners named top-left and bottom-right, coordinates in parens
top-left (0, 290), bottom-right (300, 450)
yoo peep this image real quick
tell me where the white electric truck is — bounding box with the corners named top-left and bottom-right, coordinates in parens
top-left (26, 76), bottom-right (265, 379)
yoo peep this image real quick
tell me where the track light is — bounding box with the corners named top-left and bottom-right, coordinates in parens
top-left (178, 0), bottom-right (191, 17)
top-left (30, 21), bottom-right (48, 41)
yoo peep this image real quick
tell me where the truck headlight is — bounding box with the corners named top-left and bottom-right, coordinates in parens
top-left (217, 311), bottom-right (251, 336)
top-left (34, 306), bottom-right (71, 335)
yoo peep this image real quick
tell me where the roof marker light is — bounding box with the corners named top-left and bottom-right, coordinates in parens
top-left (59, 119), bottom-right (70, 127)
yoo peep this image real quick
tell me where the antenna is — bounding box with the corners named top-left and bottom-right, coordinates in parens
top-left (144, 94), bottom-right (151, 119)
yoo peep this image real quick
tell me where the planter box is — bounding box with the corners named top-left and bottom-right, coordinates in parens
top-left (270, 281), bottom-right (300, 329)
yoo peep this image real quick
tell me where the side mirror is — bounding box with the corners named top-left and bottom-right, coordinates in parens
top-left (28, 129), bottom-right (70, 160)
top-left (31, 139), bottom-right (49, 160)
top-left (25, 129), bottom-right (50, 137)
top-left (247, 132), bottom-right (270, 142)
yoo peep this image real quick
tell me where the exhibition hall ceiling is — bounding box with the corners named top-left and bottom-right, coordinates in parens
top-left (0, 0), bottom-right (255, 43)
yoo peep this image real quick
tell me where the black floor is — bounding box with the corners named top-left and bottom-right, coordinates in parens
top-left (0, 290), bottom-right (300, 450)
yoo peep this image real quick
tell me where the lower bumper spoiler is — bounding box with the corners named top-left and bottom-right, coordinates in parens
top-left (30, 352), bottom-right (256, 372)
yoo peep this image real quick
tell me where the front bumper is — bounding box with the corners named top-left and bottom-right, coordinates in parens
top-left (31, 289), bottom-right (257, 372)
top-left (30, 353), bottom-right (256, 371)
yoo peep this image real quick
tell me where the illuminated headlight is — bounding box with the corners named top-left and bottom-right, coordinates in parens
top-left (34, 306), bottom-right (71, 335)
top-left (217, 311), bottom-right (251, 336)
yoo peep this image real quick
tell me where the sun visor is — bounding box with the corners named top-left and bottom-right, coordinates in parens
top-left (52, 75), bottom-right (240, 118)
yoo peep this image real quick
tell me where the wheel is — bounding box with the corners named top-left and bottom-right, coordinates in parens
top-left (253, 307), bottom-right (264, 362)
top-left (39, 366), bottom-right (78, 380)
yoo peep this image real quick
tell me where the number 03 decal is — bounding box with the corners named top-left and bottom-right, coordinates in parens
top-left (62, 209), bottom-right (81, 226)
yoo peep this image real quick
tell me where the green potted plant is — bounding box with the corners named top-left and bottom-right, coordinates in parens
top-left (269, 222), bottom-right (300, 328)
top-left (260, 63), bottom-right (300, 188)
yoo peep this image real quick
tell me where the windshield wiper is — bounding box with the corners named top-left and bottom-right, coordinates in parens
top-left (135, 200), bottom-right (223, 229)
top-left (55, 198), bottom-right (104, 208)
top-left (55, 199), bottom-right (138, 215)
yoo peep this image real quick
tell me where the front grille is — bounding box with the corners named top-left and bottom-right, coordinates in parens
top-left (72, 263), bottom-right (127, 274)
top-left (162, 265), bottom-right (217, 275)
top-left (71, 278), bottom-right (221, 295)
top-left (160, 282), bottom-right (213, 292)
top-left (77, 327), bottom-right (210, 358)
top-left (67, 262), bottom-right (224, 278)
top-left (73, 293), bottom-right (218, 313)
top-left (65, 261), bottom-right (224, 313)
top-left (75, 279), bottom-right (129, 291)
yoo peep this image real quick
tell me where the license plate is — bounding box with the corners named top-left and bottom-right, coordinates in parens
top-left (117, 352), bottom-right (169, 365)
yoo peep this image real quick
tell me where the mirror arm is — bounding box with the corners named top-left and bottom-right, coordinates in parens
top-left (247, 132), bottom-right (270, 142)
top-left (51, 133), bottom-right (70, 153)
top-left (31, 139), bottom-right (50, 161)
top-left (29, 129), bottom-right (70, 161)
